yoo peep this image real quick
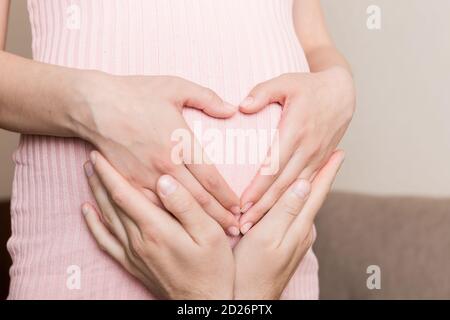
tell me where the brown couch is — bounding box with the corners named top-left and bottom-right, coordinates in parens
top-left (1, 192), bottom-right (450, 299)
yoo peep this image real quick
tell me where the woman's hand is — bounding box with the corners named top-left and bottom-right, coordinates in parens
top-left (238, 67), bottom-right (355, 233)
top-left (82, 152), bottom-right (234, 300)
top-left (75, 73), bottom-right (240, 235)
top-left (234, 151), bottom-right (345, 299)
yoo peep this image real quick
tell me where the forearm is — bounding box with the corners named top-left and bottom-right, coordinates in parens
top-left (304, 45), bottom-right (352, 75)
top-left (0, 50), bottom-right (96, 139)
top-left (293, 0), bottom-right (352, 75)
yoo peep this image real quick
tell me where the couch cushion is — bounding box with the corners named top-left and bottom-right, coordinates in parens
top-left (314, 192), bottom-right (450, 299)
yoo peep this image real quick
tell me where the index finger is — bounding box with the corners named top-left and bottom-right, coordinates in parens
top-left (285, 151), bottom-right (345, 246)
top-left (156, 175), bottom-right (224, 244)
top-left (186, 163), bottom-right (240, 214)
top-left (89, 151), bottom-right (174, 231)
top-left (240, 121), bottom-right (299, 213)
top-left (257, 178), bottom-right (312, 243)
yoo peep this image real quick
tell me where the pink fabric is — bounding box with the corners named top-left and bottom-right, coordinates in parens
top-left (8, 0), bottom-right (318, 299)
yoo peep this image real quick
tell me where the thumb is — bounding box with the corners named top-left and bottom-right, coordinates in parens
top-left (177, 78), bottom-right (237, 118)
top-left (156, 175), bottom-right (217, 240)
top-left (239, 76), bottom-right (289, 114)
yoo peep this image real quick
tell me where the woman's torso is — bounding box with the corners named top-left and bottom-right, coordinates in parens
top-left (8, 0), bottom-right (318, 299)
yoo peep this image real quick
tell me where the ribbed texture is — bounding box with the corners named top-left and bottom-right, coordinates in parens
top-left (8, 0), bottom-right (318, 299)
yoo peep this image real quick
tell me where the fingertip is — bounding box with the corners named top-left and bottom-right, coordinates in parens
top-left (84, 161), bottom-right (94, 178)
top-left (240, 222), bottom-right (253, 235)
top-left (239, 185), bottom-right (253, 208)
top-left (222, 102), bottom-right (238, 116)
top-left (206, 101), bottom-right (238, 119)
top-left (239, 103), bottom-right (262, 114)
top-left (240, 202), bottom-right (254, 214)
top-left (82, 202), bottom-right (95, 217)
top-left (230, 206), bottom-right (241, 215)
top-left (240, 96), bottom-right (254, 108)
top-left (227, 226), bottom-right (240, 237)
top-left (90, 150), bottom-right (98, 165)
top-left (81, 203), bottom-right (90, 216)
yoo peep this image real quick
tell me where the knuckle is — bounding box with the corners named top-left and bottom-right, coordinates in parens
top-left (203, 227), bottom-right (223, 245)
top-left (202, 88), bottom-right (219, 104)
top-left (155, 158), bottom-right (177, 174)
top-left (203, 174), bottom-right (221, 191)
top-left (194, 192), bottom-right (212, 208)
top-left (167, 75), bottom-right (183, 87)
top-left (306, 143), bottom-right (321, 159)
top-left (129, 234), bottom-right (148, 258)
top-left (252, 81), bottom-right (267, 93)
top-left (271, 183), bottom-right (287, 199)
top-left (96, 238), bottom-right (108, 252)
top-left (141, 224), bottom-right (163, 245)
top-left (110, 188), bottom-right (127, 207)
top-left (302, 232), bottom-right (314, 249)
top-left (278, 73), bottom-right (293, 81)
top-left (253, 231), bottom-right (276, 249)
top-left (171, 193), bottom-right (195, 213)
top-left (281, 199), bottom-right (301, 217)
top-left (252, 205), bottom-right (268, 221)
top-left (101, 212), bottom-right (115, 229)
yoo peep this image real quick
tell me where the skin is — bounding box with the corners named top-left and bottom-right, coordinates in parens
top-left (1, 0), bottom-right (353, 299)
top-left (0, 0), bottom-right (240, 235)
top-left (83, 150), bottom-right (345, 299)
top-left (0, 0), bottom-right (8, 50)
top-left (238, 0), bottom-right (356, 233)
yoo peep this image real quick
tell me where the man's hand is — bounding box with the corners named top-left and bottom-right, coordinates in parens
top-left (82, 151), bottom-right (235, 299)
top-left (234, 151), bottom-right (345, 299)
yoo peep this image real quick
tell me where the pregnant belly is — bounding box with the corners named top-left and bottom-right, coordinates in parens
top-left (8, 101), bottom-right (318, 300)
top-left (183, 103), bottom-right (282, 197)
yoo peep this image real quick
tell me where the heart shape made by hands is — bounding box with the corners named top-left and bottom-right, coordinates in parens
top-left (182, 103), bottom-right (282, 198)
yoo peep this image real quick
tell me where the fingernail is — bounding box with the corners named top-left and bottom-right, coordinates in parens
top-left (231, 206), bottom-right (241, 215)
top-left (240, 96), bottom-right (254, 108)
top-left (241, 202), bottom-right (253, 213)
top-left (227, 226), bottom-right (240, 237)
top-left (82, 203), bottom-right (90, 216)
top-left (158, 175), bottom-right (178, 196)
top-left (90, 151), bottom-right (97, 165)
top-left (240, 222), bottom-right (253, 235)
top-left (84, 161), bottom-right (94, 177)
top-left (291, 179), bottom-right (311, 199)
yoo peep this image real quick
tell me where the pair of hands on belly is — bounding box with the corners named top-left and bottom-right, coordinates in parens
top-left (77, 67), bottom-right (354, 299)
top-left (82, 150), bottom-right (345, 299)
top-left (77, 67), bottom-right (354, 233)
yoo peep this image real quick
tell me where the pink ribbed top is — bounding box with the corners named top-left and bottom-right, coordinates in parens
top-left (8, 0), bottom-right (318, 299)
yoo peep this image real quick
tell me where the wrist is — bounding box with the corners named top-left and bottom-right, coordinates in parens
top-left (315, 66), bottom-right (356, 113)
top-left (234, 283), bottom-right (281, 300)
top-left (316, 66), bottom-right (354, 94)
top-left (64, 69), bottom-right (109, 143)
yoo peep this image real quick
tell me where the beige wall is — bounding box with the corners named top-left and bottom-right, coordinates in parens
top-left (323, 0), bottom-right (450, 196)
top-left (0, 0), bottom-right (449, 199)
top-left (0, 0), bottom-right (29, 200)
